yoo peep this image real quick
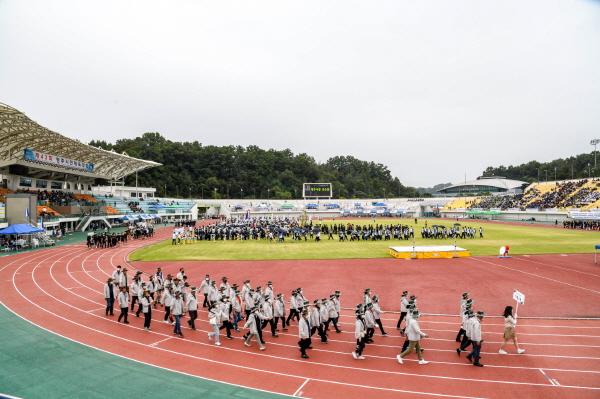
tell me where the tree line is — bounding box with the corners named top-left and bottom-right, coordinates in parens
top-left (481, 152), bottom-right (598, 183)
top-left (90, 132), bottom-right (419, 199)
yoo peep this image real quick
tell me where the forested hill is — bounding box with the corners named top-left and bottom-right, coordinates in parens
top-left (482, 152), bottom-right (597, 183)
top-left (90, 132), bottom-right (418, 199)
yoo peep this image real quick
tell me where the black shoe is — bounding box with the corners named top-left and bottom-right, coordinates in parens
top-left (473, 362), bottom-right (484, 367)
top-left (466, 355), bottom-right (472, 362)
top-left (124, 321), bottom-right (130, 324)
top-left (456, 349), bottom-right (461, 356)
top-left (301, 354), bottom-right (309, 359)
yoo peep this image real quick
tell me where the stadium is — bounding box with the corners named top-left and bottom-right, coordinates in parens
top-left (1, 3), bottom-right (600, 399)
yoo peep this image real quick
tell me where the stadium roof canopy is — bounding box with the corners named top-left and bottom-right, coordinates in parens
top-left (435, 176), bottom-right (527, 196)
top-left (0, 102), bottom-right (160, 180)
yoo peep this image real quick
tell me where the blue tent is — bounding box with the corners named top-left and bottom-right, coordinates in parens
top-left (0, 223), bottom-right (44, 235)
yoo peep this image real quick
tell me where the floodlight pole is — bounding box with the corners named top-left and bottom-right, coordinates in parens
top-left (591, 139), bottom-right (600, 171)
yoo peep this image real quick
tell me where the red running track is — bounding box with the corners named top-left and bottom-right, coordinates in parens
top-left (1, 227), bottom-right (600, 399)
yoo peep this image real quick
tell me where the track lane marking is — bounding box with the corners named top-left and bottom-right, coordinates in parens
top-left (469, 258), bottom-right (600, 295)
top-left (18, 252), bottom-right (600, 391)
top-left (293, 378), bottom-right (310, 397)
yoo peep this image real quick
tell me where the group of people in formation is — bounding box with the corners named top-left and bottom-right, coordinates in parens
top-left (420, 225), bottom-right (483, 239)
top-left (166, 218), bottom-right (485, 244)
top-left (86, 221), bottom-right (155, 250)
top-left (104, 266), bottom-right (525, 367)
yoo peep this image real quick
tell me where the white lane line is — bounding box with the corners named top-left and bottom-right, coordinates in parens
top-left (67, 252), bottom-right (600, 368)
top-left (8, 251), bottom-right (496, 399)
top-left (58, 262), bottom-right (600, 360)
top-left (539, 369), bottom-right (556, 386)
top-left (86, 307), bottom-right (105, 314)
top-left (338, 320), bottom-right (600, 338)
top-left (25, 255), bottom-right (600, 390)
top-left (23, 241), bottom-right (600, 384)
top-left (470, 257), bottom-right (600, 295)
top-left (85, 250), bottom-right (600, 353)
top-left (293, 378), bottom-right (310, 397)
top-left (519, 257), bottom-right (600, 278)
top-left (552, 379), bottom-right (561, 386)
top-left (0, 391), bottom-right (24, 399)
top-left (150, 337), bottom-right (173, 347)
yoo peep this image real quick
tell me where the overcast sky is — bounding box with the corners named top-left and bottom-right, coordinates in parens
top-left (1, 1), bottom-right (599, 186)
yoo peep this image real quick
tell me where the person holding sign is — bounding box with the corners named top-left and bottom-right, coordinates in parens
top-left (499, 305), bottom-right (526, 354)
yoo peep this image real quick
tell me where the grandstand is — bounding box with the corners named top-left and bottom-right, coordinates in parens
top-left (0, 102), bottom-right (196, 232)
top-left (439, 178), bottom-right (600, 224)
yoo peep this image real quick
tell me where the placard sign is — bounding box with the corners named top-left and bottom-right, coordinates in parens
top-left (513, 290), bottom-right (525, 305)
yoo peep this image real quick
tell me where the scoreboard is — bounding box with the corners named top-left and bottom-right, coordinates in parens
top-left (303, 183), bottom-right (332, 198)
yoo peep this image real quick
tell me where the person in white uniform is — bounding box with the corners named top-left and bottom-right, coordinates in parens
top-left (397, 310), bottom-right (428, 365)
top-left (467, 311), bottom-right (485, 367)
top-left (117, 286), bottom-right (130, 324)
top-left (243, 307), bottom-right (265, 351)
top-left (186, 288), bottom-right (199, 330)
top-left (273, 293), bottom-right (287, 332)
top-left (199, 274), bottom-right (210, 308)
top-left (352, 307), bottom-right (367, 360)
top-left (396, 290), bottom-right (409, 330)
top-left (141, 290), bottom-right (153, 330)
top-left (172, 292), bottom-right (184, 338)
top-left (207, 305), bottom-right (222, 345)
top-left (372, 295), bottom-right (387, 336)
top-left (298, 308), bottom-right (311, 359)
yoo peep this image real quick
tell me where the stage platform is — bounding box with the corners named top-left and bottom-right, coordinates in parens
top-left (389, 245), bottom-right (471, 259)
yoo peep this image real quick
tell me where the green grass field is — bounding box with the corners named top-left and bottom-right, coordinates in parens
top-left (130, 219), bottom-right (599, 261)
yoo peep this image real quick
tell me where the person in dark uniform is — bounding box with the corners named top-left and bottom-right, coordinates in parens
top-left (104, 278), bottom-right (115, 316)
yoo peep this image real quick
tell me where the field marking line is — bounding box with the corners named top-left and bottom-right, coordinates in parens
top-left (0, 392), bottom-right (24, 399)
top-left (538, 369), bottom-right (556, 386)
top-left (71, 250), bottom-right (600, 354)
top-left (150, 337), bottom-right (173, 347)
top-left (109, 236), bottom-right (600, 326)
top-left (334, 320), bottom-right (600, 340)
top-left (4, 282), bottom-right (493, 399)
top-left (518, 257), bottom-right (600, 278)
top-left (61, 253), bottom-right (600, 368)
top-left (20, 256), bottom-right (600, 391)
top-left (469, 257), bottom-right (600, 295)
top-left (86, 307), bottom-right (105, 314)
top-left (81, 255), bottom-right (600, 352)
top-left (293, 378), bottom-right (310, 397)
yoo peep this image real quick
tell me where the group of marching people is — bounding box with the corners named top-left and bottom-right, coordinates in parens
top-left (104, 265), bottom-right (525, 367)
top-left (452, 292), bottom-right (525, 367)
